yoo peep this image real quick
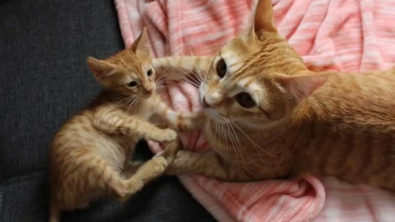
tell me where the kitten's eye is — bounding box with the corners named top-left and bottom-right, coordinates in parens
top-left (147, 69), bottom-right (153, 77)
top-left (127, 81), bottom-right (138, 87)
top-left (216, 58), bottom-right (227, 78)
top-left (235, 92), bottom-right (256, 108)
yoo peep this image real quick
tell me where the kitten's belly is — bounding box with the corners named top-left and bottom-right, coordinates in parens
top-left (55, 115), bottom-right (131, 170)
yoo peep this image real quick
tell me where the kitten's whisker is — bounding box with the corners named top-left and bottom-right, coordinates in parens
top-left (117, 96), bottom-right (133, 107)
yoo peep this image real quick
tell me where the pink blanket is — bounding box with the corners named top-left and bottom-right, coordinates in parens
top-left (115, 0), bottom-right (395, 221)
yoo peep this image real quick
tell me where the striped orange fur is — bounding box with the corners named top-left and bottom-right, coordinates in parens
top-left (153, 0), bottom-right (395, 192)
top-left (48, 29), bottom-right (191, 222)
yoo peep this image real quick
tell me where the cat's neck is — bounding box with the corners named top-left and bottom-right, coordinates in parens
top-left (232, 115), bottom-right (297, 153)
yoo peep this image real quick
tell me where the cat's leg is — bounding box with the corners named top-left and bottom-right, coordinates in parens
top-left (117, 141), bottom-right (181, 201)
top-left (152, 56), bottom-right (213, 82)
top-left (152, 56), bottom-right (213, 86)
top-left (154, 100), bottom-right (206, 132)
top-left (165, 150), bottom-right (261, 182)
top-left (123, 139), bottom-right (181, 178)
top-left (93, 105), bottom-right (177, 142)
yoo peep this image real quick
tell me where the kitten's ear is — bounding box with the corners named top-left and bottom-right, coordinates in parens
top-left (86, 57), bottom-right (116, 81)
top-left (278, 73), bottom-right (328, 103)
top-left (131, 28), bottom-right (151, 58)
top-left (253, 0), bottom-right (277, 34)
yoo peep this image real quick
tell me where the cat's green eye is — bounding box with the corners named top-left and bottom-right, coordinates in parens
top-left (127, 81), bottom-right (138, 87)
top-left (216, 58), bottom-right (227, 78)
top-left (235, 92), bottom-right (255, 108)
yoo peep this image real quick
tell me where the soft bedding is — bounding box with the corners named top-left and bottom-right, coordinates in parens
top-left (115, 0), bottom-right (395, 221)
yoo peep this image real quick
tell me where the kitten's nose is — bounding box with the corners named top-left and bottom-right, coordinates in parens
top-left (144, 86), bottom-right (153, 94)
top-left (202, 97), bottom-right (212, 109)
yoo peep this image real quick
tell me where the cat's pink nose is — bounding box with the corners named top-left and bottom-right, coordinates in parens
top-left (202, 97), bottom-right (212, 109)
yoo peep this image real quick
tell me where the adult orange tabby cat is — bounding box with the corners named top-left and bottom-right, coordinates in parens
top-left (48, 29), bottom-right (193, 222)
top-left (153, 0), bottom-right (395, 191)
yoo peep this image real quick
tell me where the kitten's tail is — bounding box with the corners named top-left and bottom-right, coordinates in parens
top-left (49, 201), bottom-right (61, 222)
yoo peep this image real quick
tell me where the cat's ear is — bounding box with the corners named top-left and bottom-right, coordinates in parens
top-left (131, 28), bottom-right (151, 58)
top-left (278, 73), bottom-right (328, 103)
top-left (86, 57), bottom-right (116, 81)
top-left (253, 0), bottom-right (277, 34)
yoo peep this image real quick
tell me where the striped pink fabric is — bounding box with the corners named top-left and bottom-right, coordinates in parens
top-left (115, 0), bottom-right (395, 221)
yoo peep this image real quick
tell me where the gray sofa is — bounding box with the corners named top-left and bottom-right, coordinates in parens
top-left (0, 0), bottom-right (216, 221)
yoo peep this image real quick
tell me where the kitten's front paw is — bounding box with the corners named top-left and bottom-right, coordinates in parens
top-left (149, 128), bottom-right (177, 142)
top-left (164, 164), bottom-right (178, 175)
top-left (164, 151), bottom-right (183, 175)
top-left (138, 157), bottom-right (168, 181)
top-left (155, 139), bottom-right (182, 163)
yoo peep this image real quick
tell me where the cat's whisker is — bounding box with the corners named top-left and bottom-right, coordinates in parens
top-left (229, 121), bottom-right (266, 167)
top-left (168, 72), bottom-right (201, 88)
top-left (161, 58), bottom-right (204, 86)
top-left (185, 39), bottom-right (209, 83)
top-left (223, 121), bottom-right (247, 167)
top-left (231, 121), bottom-right (277, 158)
top-left (211, 112), bottom-right (271, 166)
top-left (193, 59), bottom-right (206, 83)
top-left (217, 122), bottom-right (236, 164)
top-left (221, 117), bottom-right (259, 167)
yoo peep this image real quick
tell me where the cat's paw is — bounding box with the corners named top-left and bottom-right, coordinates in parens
top-left (154, 139), bottom-right (182, 163)
top-left (115, 179), bottom-right (144, 202)
top-left (163, 153), bottom-right (181, 176)
top-left (149, 128), bottom-right (177, 142)
top-left (137, 156), bottom-right (168, 181)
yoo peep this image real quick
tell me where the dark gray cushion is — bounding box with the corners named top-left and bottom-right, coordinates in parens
top-left (1, 171), bottom-right (214, 222)
top-left (0, 0), bottom-right (215, 221)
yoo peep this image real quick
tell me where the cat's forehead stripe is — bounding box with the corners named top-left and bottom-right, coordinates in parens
top-left (221, 52), bottom-right (243, 74)
top-left (236, 77), bottom-right (266, 105)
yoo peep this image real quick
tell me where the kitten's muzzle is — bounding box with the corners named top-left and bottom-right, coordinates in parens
top-left (202, 97), bottom-right (213, 109)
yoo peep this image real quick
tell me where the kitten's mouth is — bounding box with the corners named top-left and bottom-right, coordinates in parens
top-left (202, 97), bottom-right (213, 109)
top-left (141, 93), bottom-right (153, 99)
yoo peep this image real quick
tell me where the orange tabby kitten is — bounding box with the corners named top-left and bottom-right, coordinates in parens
top-left (153, 0), bottom-right (395, 191)
top-left (48, 29), bottom-right (189, 222)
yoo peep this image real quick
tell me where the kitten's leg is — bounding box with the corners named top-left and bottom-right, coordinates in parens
top-left (49, 201), bottom-right (61, 222)
top-left (165, 150), bottom-right (262, 182)
top-left (122, 161), bottom-right (144, 178)
top-left (123, 139), bottom-right (181, 178)
top-left (117, 141), bottom-right (181, 201)
top-left (153, 139), bottom-right (182, 163)
top-left (154, 100), bottom-right (206, 132)
top-left (93, 106), bottom-right (177, 142)
top-left (152, 56), bottom-right (213, 81)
